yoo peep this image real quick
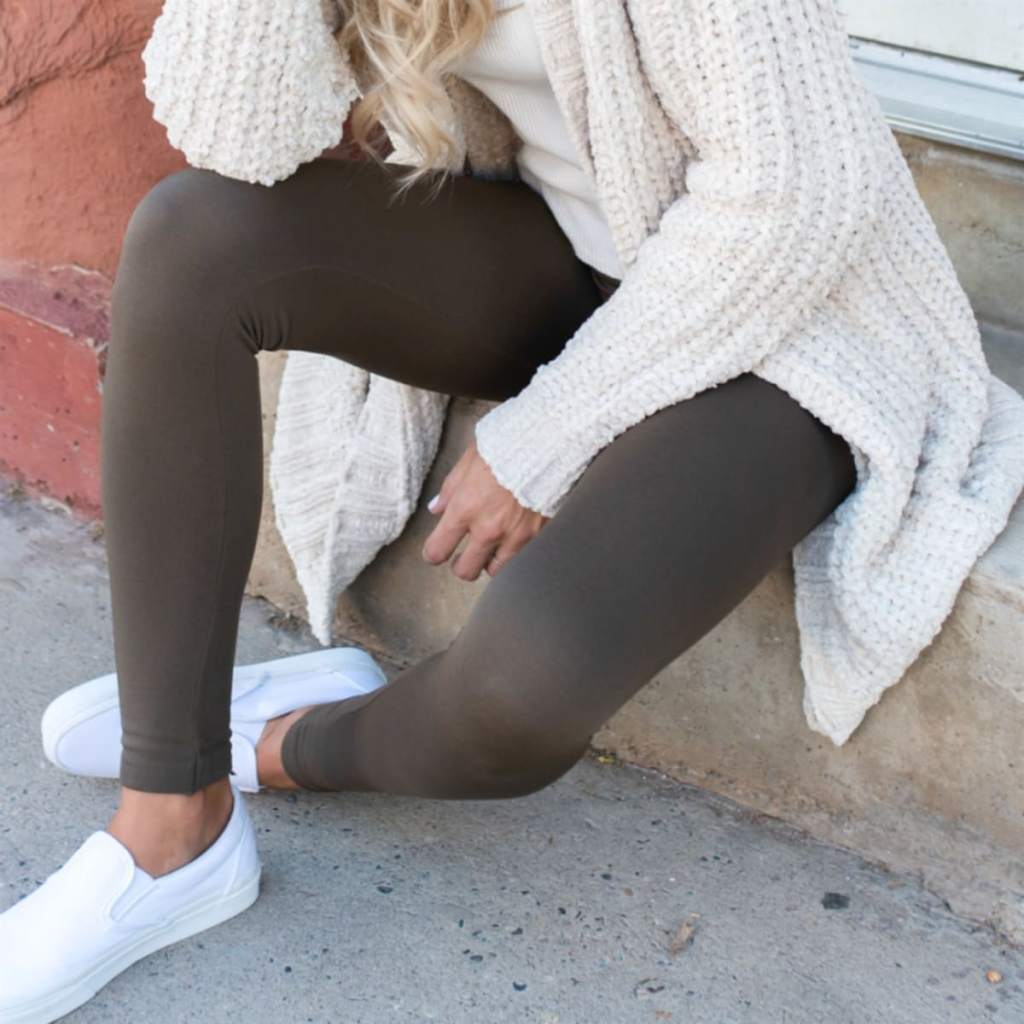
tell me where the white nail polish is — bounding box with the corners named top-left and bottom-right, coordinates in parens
top-left (427, 494), bottom-right (440, 512)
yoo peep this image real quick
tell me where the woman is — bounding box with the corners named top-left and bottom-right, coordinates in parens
top-left (3, 0), bottom-right (1022, 1019)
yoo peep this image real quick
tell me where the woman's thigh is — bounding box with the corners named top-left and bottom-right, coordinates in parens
top-left (119, 155), bottom-right (605, 399)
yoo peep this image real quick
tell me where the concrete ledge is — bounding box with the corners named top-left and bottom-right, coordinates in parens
top-left (250, 337), bottom-right (1024, 943)
top-left (898, 135), bottom-right (1024, 332)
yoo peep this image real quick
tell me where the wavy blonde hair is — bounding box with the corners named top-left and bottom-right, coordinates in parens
top-left (337, 0), bottom-right (502, 199)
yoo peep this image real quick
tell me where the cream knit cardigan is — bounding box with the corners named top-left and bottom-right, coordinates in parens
top-left (140, 0), bottom-right (1024, 746)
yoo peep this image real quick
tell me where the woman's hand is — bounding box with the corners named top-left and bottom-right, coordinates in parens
top-left (422, 437), bottom-right (548, 580)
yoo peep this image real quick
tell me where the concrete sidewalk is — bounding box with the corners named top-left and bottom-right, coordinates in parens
top-left (1, 484), bottom-right (1021, 1024)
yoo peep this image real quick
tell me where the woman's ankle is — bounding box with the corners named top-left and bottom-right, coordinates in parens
top-left (107, 776), bottom-right (234, 878)
top-left (255, 706), bottom-right (314, 791)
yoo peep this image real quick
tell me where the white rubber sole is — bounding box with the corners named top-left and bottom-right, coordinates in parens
top-left (41, 646), bottom-right (384, 773)
top-left (1, 868), bottom-right (261, 1024)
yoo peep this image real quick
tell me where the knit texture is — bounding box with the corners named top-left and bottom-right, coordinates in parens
top-left (267, 356), bottom-right (449, 645)
top-left (141, 0), bottom-right (1024, 745)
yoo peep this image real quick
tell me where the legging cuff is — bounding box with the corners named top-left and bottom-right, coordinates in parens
top-left (279, 706), bottom-right (334, 793)
top-left (119, 739), bottom-right (233, 795)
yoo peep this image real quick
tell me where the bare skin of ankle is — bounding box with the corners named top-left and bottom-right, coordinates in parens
top-left (106, 707), bottom-right (313, 873)
top-left (107, 776), bottom-right (234, 878)
top-left (254, 705), bottom-right (315, 791)
top-left (105, 704), bottom-right (319, 876)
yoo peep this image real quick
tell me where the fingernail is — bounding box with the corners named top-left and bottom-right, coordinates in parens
top-left (427, 494), bottom-right (440, 512)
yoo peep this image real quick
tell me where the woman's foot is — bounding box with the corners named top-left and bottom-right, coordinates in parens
top-left (0, 780), bottom-right (260, 1024)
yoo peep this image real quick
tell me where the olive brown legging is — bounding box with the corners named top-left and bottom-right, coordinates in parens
top-left (102, 155), bottom-right (856, 797)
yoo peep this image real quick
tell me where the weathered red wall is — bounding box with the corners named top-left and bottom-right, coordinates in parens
top-left (0, 0), bottom-right (180, 277)
top-left (0, 1), bottom-right (356, 516)
top-left (0, 1), bottom-right (175, 514)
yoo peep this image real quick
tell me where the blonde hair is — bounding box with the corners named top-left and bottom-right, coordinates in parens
top-left (337, 0), bottom-right (501, 200)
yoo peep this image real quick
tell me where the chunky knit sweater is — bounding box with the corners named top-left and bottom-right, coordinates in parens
top-left (140, 0), bottom-right (1024, 746)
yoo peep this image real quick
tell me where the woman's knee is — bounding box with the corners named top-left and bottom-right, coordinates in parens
top-left (462, 725), bottom-right (586, 798)
top-left (450, 667), bottom-right (592, 798)
top-left (110, 167), bottom-right (288, 364)
top-left (117, 168), bottom-right (260, 287)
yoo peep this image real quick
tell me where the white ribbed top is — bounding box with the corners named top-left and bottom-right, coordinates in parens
top-left (450, 0), bottom-right (624, 279)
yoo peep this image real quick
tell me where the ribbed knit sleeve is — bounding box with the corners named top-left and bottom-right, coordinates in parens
top-left (141, 0), bottom-right (360, 186)
top-left (474, 0), bottom-right (883, 516)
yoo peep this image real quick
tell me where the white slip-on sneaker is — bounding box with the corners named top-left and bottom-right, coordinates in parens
top-left (0, 781), bottom-right (260, 1024)
top-left (41, 646), bottom-right (388, 793)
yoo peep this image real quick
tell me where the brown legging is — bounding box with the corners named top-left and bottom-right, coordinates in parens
top-left (102, 155), bottom-right (856, 797)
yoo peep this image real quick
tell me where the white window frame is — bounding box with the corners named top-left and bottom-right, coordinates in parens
top-left (849, 38), bottom-right (1024, 160)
